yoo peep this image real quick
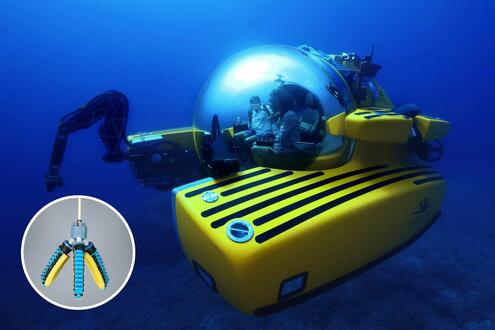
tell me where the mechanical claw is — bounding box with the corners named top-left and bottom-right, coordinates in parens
top-left (40, 198), bottom-right (109, 298)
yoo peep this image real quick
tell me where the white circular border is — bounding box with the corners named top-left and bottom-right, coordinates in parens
top-left (20, 195), bottom-right (136, 310)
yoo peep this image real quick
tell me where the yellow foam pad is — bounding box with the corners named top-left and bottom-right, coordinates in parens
top-left (44, 254), bottom-right (69, 287)
top-left (84, 252), bottom-right (106, 289)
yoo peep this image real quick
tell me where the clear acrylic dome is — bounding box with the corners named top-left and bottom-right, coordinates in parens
top-left (193, 44), bottom-right (351, 167)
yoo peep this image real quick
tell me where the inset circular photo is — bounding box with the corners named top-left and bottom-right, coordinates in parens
top-left (21, 195), bottom-right (135, 310)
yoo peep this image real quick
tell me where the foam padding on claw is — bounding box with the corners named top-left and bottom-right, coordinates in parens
top-left (84, 252), bottom-right (106, 289)
top-left (43, 253), bottom-right (69, 287)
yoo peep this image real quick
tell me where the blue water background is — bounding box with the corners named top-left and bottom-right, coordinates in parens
top-left (1, 0), bottom-right (494, 328)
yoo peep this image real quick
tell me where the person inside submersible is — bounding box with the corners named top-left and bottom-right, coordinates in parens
top-left (270, 87), bottom-right (301, 152)
top-left (233, 83), bottom-right (328, 169)
top-left (233, 95), bottom-right (275, 149)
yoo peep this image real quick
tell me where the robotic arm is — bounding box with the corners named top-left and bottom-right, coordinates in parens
top-left (45, 90), bottom-right (129, 192)
top-left (45, 90), bottom-right (239, 192)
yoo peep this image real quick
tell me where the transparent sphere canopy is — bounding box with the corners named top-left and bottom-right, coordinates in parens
top-left (193, 44), bottom-right (351, 166)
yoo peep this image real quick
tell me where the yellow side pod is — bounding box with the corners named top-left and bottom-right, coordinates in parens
top-left (327, 109), bottom-right (450, 143)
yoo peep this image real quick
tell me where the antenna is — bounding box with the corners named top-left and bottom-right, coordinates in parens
top-left (370, 43), bottom-right (375, 61)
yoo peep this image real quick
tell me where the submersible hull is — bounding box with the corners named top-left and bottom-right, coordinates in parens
top-left (172, 147), bottom-right (446, 314)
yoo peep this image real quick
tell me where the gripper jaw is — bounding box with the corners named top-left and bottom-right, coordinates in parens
top-left (41, 241), bottom-right (72, 287)
top-left (40, 246), bottom-right (63, 286)
top-left (85, 242), bottom-right (110, 289)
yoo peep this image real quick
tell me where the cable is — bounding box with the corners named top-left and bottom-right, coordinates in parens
top-left (78, 197), bottom-right (81, 221)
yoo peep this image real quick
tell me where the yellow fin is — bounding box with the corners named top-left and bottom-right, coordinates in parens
top-left (326, 112), bottom-right (346, 136)
top-left (44, 254), bottom-right (69, 287)
top-left (84, 252), bottom-right (105, 289)
top-left (415, 115), bottom-right (450, 142)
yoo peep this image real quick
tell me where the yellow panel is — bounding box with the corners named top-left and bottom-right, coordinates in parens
top-left (127, 127), bottom-right (205, 151)
top-left (221, 127), bottom-right (235, 147)
top-left (325, 112), bottom-right (346, 136)
top-left (226, 127), bottom-right (234, 137)
top-left (345, 109), bottom-right (413, 144)
top-left (415, 115), bottom-right (450, 142)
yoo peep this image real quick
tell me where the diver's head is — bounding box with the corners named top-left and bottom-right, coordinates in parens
top-left (269, 86), bottom-right (295, 115)
top-left (250, 95), bottom-right (262, 111)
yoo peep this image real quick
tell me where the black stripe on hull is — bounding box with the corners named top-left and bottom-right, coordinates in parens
top-left (202, 171), bottom-right (325, 218)
top-left (221, 171), bottom-right (294, 197)
top-left (413, 176), bottom-right (444, 185)
top-left (255, 170), bottom-right (436, 244)
top-left (208, 165), bottom-right (388, 228)
top-left (253, 167), bottom-right (434, 226)
top-left (185, 168), bottom-right (271, 198)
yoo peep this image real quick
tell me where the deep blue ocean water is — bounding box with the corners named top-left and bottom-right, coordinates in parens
top-left (1, 0), bottom-right (494, 328)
